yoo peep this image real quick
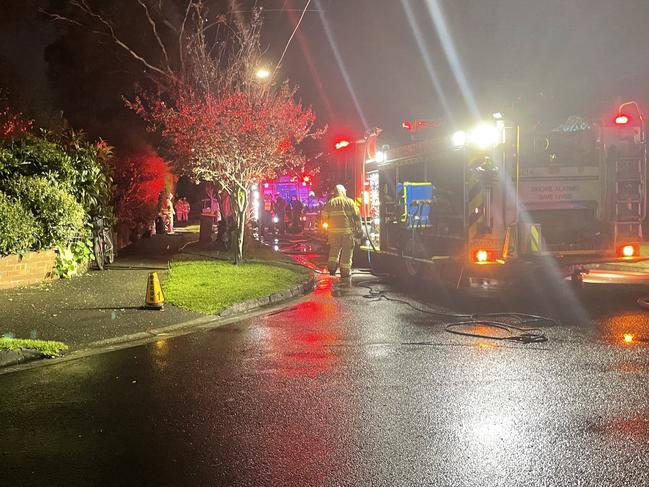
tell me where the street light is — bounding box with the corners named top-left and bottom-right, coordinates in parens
top-left (255, 68), bottom-right (270, 80)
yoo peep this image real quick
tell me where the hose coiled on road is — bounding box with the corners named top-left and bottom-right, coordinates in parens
top-left (356, 279), bottom-right (553, 344)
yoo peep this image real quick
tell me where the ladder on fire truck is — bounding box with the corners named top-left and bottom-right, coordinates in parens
top-left (613, 153), bottom-right (645, 243)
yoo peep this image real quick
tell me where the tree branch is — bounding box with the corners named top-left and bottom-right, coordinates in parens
top-left (137, 0), bottom-right (171, 70)
top-left (64, 0), bottom-right (177, 85)
top-left (178, 1), bottom-right (193, 78)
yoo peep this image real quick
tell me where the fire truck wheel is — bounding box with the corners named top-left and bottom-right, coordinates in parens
top-left (401, 238), bottom-right (428, 279)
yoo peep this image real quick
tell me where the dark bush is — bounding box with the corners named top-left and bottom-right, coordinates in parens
top-left (0, 132), bottom-right (114, 220)
top-left (0, 191), bottom-right (38, 255)
top-left (4, 176), bottom-right (85, 248)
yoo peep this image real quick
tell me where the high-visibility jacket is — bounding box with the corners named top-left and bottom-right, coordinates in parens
top-left (321, 196), bottom-right (359, 234)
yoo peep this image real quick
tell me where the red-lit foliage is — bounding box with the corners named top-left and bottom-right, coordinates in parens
top-left (128, 83), bottom-right (323, 261)
top-left (112, 146), bottom-right (170, 231)
top-left (128, 85), bottom-right (319, 189)
top-left (0, 92), bottom-right (32, 139)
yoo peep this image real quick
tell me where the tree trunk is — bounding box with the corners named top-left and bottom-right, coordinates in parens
top-left (233, 189), bottom-right (248, 264)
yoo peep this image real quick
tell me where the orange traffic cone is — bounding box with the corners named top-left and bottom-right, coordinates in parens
top-left (145, 272), bottom-right (164, 310)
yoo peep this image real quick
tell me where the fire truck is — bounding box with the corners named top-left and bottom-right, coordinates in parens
top-left (254, 175), bottom-right (317, 233)
top-left (359, 102), bottom-right (647, 291)
top-left (260, 175), bottom-right (313, 203)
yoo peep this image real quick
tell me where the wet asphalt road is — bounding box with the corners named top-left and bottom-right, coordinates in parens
top-left (3, 266), bottom-right (649, 486)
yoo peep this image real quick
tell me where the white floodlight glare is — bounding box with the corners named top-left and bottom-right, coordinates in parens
top-left (469, 123), bottom-right (500, 149)
top-left (492, 112), bottom-right (503, 120)
top-left (451, 130), bottom-right (467, 148)
top-left (375, 151), bottom-right (385, 163)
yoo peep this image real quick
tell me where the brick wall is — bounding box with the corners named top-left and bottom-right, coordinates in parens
top-left (0, 250), bottom-right (58, 290)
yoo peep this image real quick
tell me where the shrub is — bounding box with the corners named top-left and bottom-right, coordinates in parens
top-left (0, 134), bottom-right (75, 185)
top-left (0, 132), bottom-right (114, 220)
top-left (59, 132), bottom-right (114, 219)
top-left (0, 191), bottom-right (37, 255)
top-left (4, 176), bottom-right (85, 248)
top-left (53, 239), bottom-right (93, 279)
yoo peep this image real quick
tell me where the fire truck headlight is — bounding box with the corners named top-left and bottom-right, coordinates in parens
top-left (469, 123), bottom-right (499, 149)
top-left (451, 130), bottom-right (467, 148)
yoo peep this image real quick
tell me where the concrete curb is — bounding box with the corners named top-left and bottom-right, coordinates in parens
top-left (0, 349), bottom-right (45, 368)
top-left (219, 277), bottom-right (316, 318)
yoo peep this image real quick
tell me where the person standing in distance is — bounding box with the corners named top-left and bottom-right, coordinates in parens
top-left (272, 194), bottom-right (287, 237)
top-left (321, 184), bottom-right (360, 278)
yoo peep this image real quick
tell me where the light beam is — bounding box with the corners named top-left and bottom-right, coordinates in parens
top-left (399, 0), bottom-right (453, 124)
top-left (425, 0), bottom-right (480, 118)
top-left (315, 0), bottom-right (369, 129)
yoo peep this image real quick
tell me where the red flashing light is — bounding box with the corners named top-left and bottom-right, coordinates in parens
top-left (335, 139), bottom-right (350, 150)
top-left (615, 114), bottom-right (630, 126)
top-left (303, 176), bottom-right (310, 182)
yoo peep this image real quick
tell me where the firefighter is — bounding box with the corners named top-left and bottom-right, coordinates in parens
top-left (160, 192), bottom-right (175, 233)
top-left (272, 195), bottom-right (287, 236)
top-left (289, 195), bottom-right (304, 233)
top-left (261, 193), bottom-right (273, 236)
top-left (321, 184), bottom-right (360, 278)
top-left (304, 191), bottom-right (319, 231)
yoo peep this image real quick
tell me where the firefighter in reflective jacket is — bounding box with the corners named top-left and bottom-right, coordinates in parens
top-left (321, 184), bottom-right (360, 278)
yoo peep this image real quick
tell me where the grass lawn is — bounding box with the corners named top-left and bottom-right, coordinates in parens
top-left (181, 224), bottom-right (200, 233)
top-left (164, 257), bottom-right (310, 314)
top-left (179, 240), bottom-right (296, 265)
top-left (0, 338), bottom-right (68, 357)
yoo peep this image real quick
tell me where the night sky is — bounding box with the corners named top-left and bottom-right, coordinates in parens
top-left (2, 0), bottom-right (649, 150)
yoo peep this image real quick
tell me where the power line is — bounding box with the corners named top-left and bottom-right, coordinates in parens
top-left (273, 0), bottom-right (312, 76)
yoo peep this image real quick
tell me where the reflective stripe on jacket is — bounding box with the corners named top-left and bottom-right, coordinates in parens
top-left (321, 196), bottom-right (359, 234)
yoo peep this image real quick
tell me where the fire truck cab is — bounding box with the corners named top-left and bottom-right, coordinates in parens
top-left (361, 103), bottom-right (647, 292)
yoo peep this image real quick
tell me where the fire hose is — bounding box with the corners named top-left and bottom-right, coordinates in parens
top-left (357, 279), bottom-right (553, 344)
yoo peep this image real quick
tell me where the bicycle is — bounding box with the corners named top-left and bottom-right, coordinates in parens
top-left (92, 216), bottom-right (115, 270)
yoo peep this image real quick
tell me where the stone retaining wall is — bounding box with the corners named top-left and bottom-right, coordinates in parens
top-left (0, 250), bottom-right (57, 290)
